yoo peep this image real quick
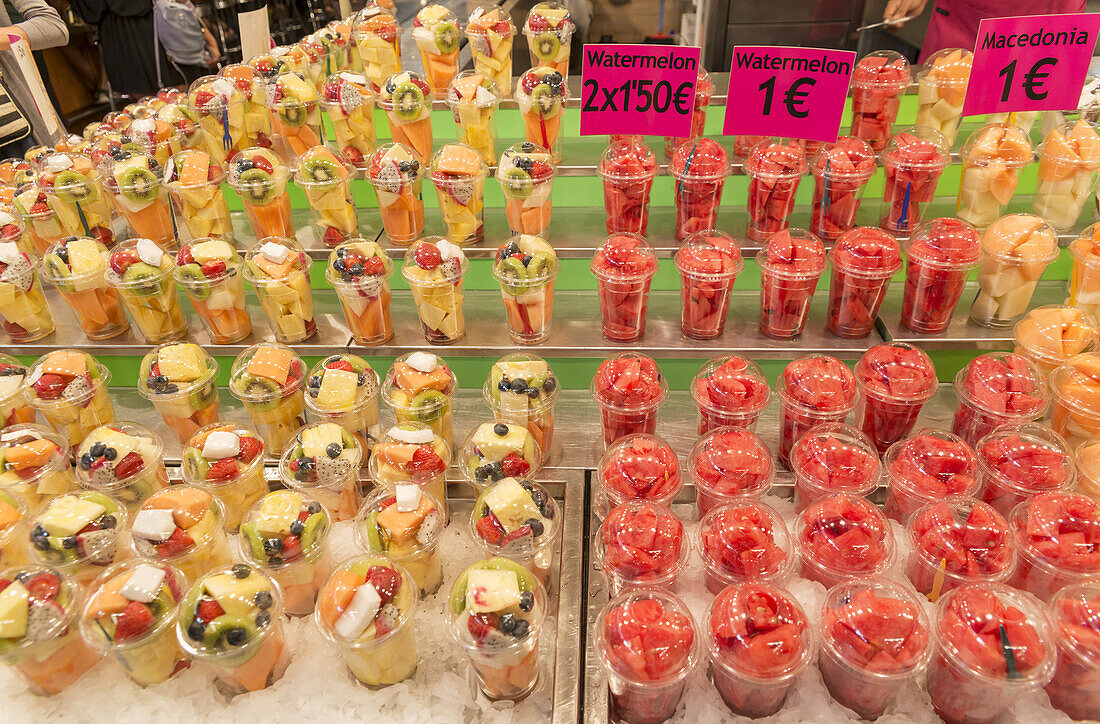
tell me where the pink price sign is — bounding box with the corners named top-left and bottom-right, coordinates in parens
top-left (723, 46), bottom-right (855, 142)
top-left (579, 44), bottom-right (701, 137)
top-left (963, 13), bottom-right (1100, 117)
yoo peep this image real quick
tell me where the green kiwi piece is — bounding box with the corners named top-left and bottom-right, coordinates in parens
top-left (176, 264), bottom-right (210, 300)
top-left (182, 448), bottom-right (210, 481)
top-left (434, 21), bottom-right (460, 53)
top-left (531, 33), bottom-right (560, 61)
top-left (525, 252), bottom-right (553, 281)
top-left (302, 157), bottom-right (339, 184)
top-left (409, 389), bottom-right (447, 423)
top-left (500, 167), bottom-right (533, 199)
top-left (391, 82), bottom-right (426, 122)
top-left (240, 522), bottom-right (266, 560)
top-left (530, 84), bottom-right (556, 119)
top-left (118, 166), bottom-right (159, 204)
top-left (54, 170), bottom-right (97, 203)
top-left (121, 262), bottom-right (164, 298)
top-left (238, 168), bottom-right (277, 205)
top-left (278, 102), bottom-right (307, 128)
top-left (43, 253), bottom-right (75, 292)
top-left (237, 375), bottom-right (281, 411)
top-left (495, 255), bottom-right (528, 295)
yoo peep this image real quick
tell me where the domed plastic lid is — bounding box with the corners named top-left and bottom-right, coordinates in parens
top-left (75, 422), bottom-right (163, 488)
top-left (366, 143), bottom-right (422, 191)
top-left (907, 217), bottom-right (982, 268)
top-left (229, 342), bottom-right (305, 402)
top-left (38, 152), bottom-right (102, 192)
top-left (597, 587), bottom-right (699, 685)
top-left (498, 142), bottom-right (556, 187)
top-left (325, 238), bottom-right (392, 289)
top-left (294, 147), bottom-right (352, 189)
top-left (31, 491), bottom-right (128, 570)
top-left (691, 355), bottom-right (770, 417)
top-left (350, 5), bottom-right (399, 38)
top-left (908, 498), bottom-right (1015, 581)
top-left (414, 3), bottom-right (458, 29)
top-left (791, 423), bottom-right (882, 496)
top-left (881, 127), bottom-right (951, 169)
top-left (243, 237), bottom-right (311, 286)
top-left (137, 341), bottom-right (218, 401)
top-left (797, 494), bottom-right (894, 577)
top-left (377, 71), bottom-right (433, 113)
top-left (369, 422), bottom-right (451, 486)
top-left (934, 582), bottom-right (1055, 683)
top-left (1010, 492), bottom-right (1100, 575)
top-left (81, 559), bottom-right (186, 650)
top-left (239, 490), bottom-right (330, 567)
top-left (0, 423), bottom-right (70, 488)
top-left (697, 500), bottom-right (791, 581)
top-left (851, 50), bottom-right (911, 92)
top-left (886, 430), bottom-right (978, 499)
top-left (675, 229), bottom-right (743, 280)
top-left (321, 71), bottom-right (376, 107)
top-left (380, 352), bottom-right (456, 414)
top-left (469, 478), bottom-right (558, 555)
top-left (227, 147), bottom-right (289, 188)
top-left (459, 421), bottom-right (542, 487)
top-left (590, 233), bottom-right (658, 281)
top-left (961, 122), bottom-right (1035, 167)
top-left (0, 353), bottom-right (27, 403)
top-left (822, 578), bottom-right (932, 677)
top-left (446, 70), bottom-right (499, 108)
top-left (401, 237), bottom-right (469, 285)
top-left (976, 423), bottom-right (1075, 496)
top-left (516, 66), bottom-right (567, 104)
top-left (954, 352), bottom-right (1048, 417)
top-left (919, 47), bottom-right (973, 86)
top-left (812, 136), bottom-right (875, 179)
top-left (688, 427), bottom-right (774, 497)
top-left (1072, 223), bottom-right (1100, 268)
top-left (1038, 120), bottom-right (1100, 169)
top-left (1014, 306), bottom-right (1099, 368)
top-left (429, 143), bottom-right (488, 182)
top-left (597, 433), bottom-right (681, 507)
top-left (670, 137), bottom-right (728, 181)
top-left (176, 564), bottom-right (284, 660)
top-left (279, 423), bottom-right (363, 491)
top-left (830, 227), bottom-right (902, 278)
top-left (745, 137), bottom-right (807, 179)
top-left (597, 139), bottom-right (658, 181)
top-left (483, 352), bottom-right (559, 415)
top-left (777, 354), bottom-right (858, 414)
top-left (757, 229), bottom-right (826, 278)
top-left (855, 342), bottom-right (938, 404)
top-left (317, 555), bottom-right (418, 647)
top-left (691, 67), bottom-right (714, 105)
top-left (598, 500), bottom-right (686, 585)
top-left (164, 149), bottom-right (223, 188)
top-left (187, 74), bottom-right (244, 114)
top-left (1050, 579), bottom-right (1100, 664)
top-left (523, 1), bottom-right (574, 35)
top-left (181, 422), bottom-right (265, 486)
top-left (304, 353), bottom-right (379, 414)
top-left (980, 213), bottom-right (1058, 264)
top-left (27, 350), bottom-right (111, 407)
top-left (467, 4), bottom-right (514, 38)
top-left (0, 564), bottom-right (83, 651)
top-left (218, 62), bottom-right (262, 94)
top-left (707, 581), bottom-right (812, 681)
top-left (590, 354), bottom-right (668, 412)
top-left (39, 236), bottom-right (110, 287)
top-left (1050, 352), bottom-right (1100, 413)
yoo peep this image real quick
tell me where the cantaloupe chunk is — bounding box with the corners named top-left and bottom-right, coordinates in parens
top-left (376, 442), bottom-right (418, 468)
top-left (394, 361), bottom-right (450, 392)
top-left (179, 153), bottom-right (210, 186)
top-left (246, 346), bottom-right (293, 384)
top-left (41, 350), bottom-right (87, 377)
top-left (85, 572), bottom-right (132, 619)
top-left (0, 498), bottom-right (20, 528)
top-left (436, 144), bottom-right (483, 176)
top-left (1069, 353), bottom-right (1100, 381)
top-left (375, 494), bottom-right (432, 544)
top-left (5, 439), bottom-right (58, 470)
top-left (144, 487), bottom-right (212, 528)
top-left (318, 569), bottom-right (361, 627)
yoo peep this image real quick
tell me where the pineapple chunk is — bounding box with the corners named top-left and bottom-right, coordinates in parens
top-left (256, 490), bottom-right (304, 536)
top-left (465, 569), bottom-right (520, 614)
top-left (190, 239), bottom-right (234, 264)
top-left (157, 343), bottom-right (208, 382)
top-left (203, 572), bottom-right (267, 616)
top-left (483, 478), bottom-right (541, 533)
top-left (39, 496), bottom-right (105, 537)
top-left (0, 581), bottom-right (29, 638)
top-left (67, 238), bottom-right (105, 275)
top-left (317, 369), bottom-right (358, 410)
top-left (302, 423), bottom-right (343, 458)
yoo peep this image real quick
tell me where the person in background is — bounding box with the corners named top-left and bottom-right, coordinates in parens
top-left (0, 0), bottom-right (68, 151)
top-left (69, 0), bottom-right (168, 97)
top-left (884, 0), bottom-right (1087, 62)
top-left (154, 0), bottom-right (220, 87)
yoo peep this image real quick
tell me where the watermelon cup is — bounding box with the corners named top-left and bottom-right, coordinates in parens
top-left (1009, 492), bottom-right (1100, 602)
top-left (326, 238), bottom-right (394, 346)
top-left (0, 489), bottom-right (29, 569)
top-left (880, 127), bottom-right (952, 235)
top-left (957, 123), bottom-right (1035, 230)
top-left (976, 423), bottom-right (1076, 517)
top-left (854, 341), bottom-right (939, 453)
top-left (733, 134), bottom-right (766, 159)
top-left (465, 6), bottom-right (513, 100)
top-left (596, 587), bottom-right (700, 724)
top-left (1046, 580), bottom-right (1100, 720)
top-left (0, 424), bottom-right (75, 509)
top-left (826, 226), bottom-right (903, 338)
top-left (429, 143), bottom-right (488, 246)
top-left (795, 494), bottom-right (895, 589)
top-left (523, 2), bottom-right (573, 77)
top-left (366, 142), bottom-right (425, 246)
top-left (590, 233), bottom-right (659, 342)
top-left (356, 486), bottom-right (443, 595)
top-left (776, 354), bottom-right (858, 467)
top-left (756, 228), bottom-right (826, 340)
top-left (596, 500), bottom-right (687, 594)
top-left (136, 342), bottom-right (220, 446)
top-left (663, 68), bottom-right (714, 159)
top-left (819, 578), bottom-right (933, 719)
top-left (591, 354), bottom-right (668, 448)
top-left (381, 352), bottom-right (457, 449)
top-left (915, 48), bottom-right (973, 146)
top-left (745, 138), bottom-right (807, 243)
top-left (595, 433), bottom-right (682, 518)
top-left (951, 352), bottom-right (1048, 447)
top-left (690, 355), bottom-right (771, 434)
top-left (181, 422), bottom-right (268, 533)
top-left (304, 353), bottom-right (383, 454)
top-left (104, 239), bottom-right (188, 344)
top-left (320, 72), bottom-right (377, 170)
top-left (1013, 304), bottom-right (1100, 376)
top-left (883, 430), bottom-right (978, 522)
top-left (40, 236), bottom-right (129, 341)
top-left (849, 50), bottom-right (910, 152)
top-left (790, 423), bottom-right (882, 512)
top-left (378, 71), bottom-right (434, 164)
top-left (696, 500), bottom-right (791, 595)
top-left (900, 217), bottom-right (982, 334)
top-left (688, 428), bottom-right (774, 516)
top-left (74, 422), bottom-right (169, 512)
top-left (228, 342), bottom-right (308, 456)
top-left (164, 149), bottom-right (233, 244)
top-left (810, 136), bottom-right (876, 241)
top-left (469, 478), bottom-right (560, 586)
top-left (27, 350), bottom-right (116, 454)
top-left (447, 71), bottom-right (500, 167)
top-left (227, 148), bottom-right (295, 242)
top-left (1050, 353), bottom-right (1100, 447)
top-left (279, 422), bottom-right (364, 522)
top-left (483, 353), bottom-right (559, 462)
top-left (927, 583), bottom-right (1056, 724)
top-left (598, 139), bottom-right (658, 235)
top-left (670, 138), bottom-right (728, 242)
top-left (0, 564), bottom-right (102, 694)
top-left (906, 498), bottom-right (1015, 598)
top-left (1034, 120), bottom-right (1100, 231)
top-left (498, 142), bottom-right (555, 237)
top-left (971, 213), bottom-right (1059, 329)
top-left (674, 229), bottom-right (743, 340)
top-left (492, 234), bottom-right (560, 344)
top-left (515, 67), bottom-right (567, 163)
top-left (706, 581), bottom-right (813, 719)
top-left (242, 237), bottom-right (316, 344)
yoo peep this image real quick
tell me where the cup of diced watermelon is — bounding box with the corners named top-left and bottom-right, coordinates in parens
top-left (1009, 492), bottom-right (1100, 602)
top-left (590, 233), bottom-right (658, 343)
top-left (688, 427), bottom-right (774, 516)
top-left (849, 50), bottom-right (910, 152)
top-left (756, 228), bottom-right (826, 340)
top-left (596, 500), bottom-right (688, 594)
top-left (595, 433), bottom-right (682, 517)
top-left (975, 423), bottom-right (1075, 517)
top-left (745, 138), bottom-right (806, 242)
top-left (900, 217), bottom-right (981, 334)
top-left (951, 352), bottom-right (1048, 446)
top-left (905, 498), bottom-right (1015, 598)
top-left (854, 341), bottom-right (938, 453)
top-left (598, 140), bottom-right (658, 235)
top-left (883, 429), bottom-right (978, 522)
top-left (826, 226), bottom-right (902, 339)
top-left (591, 353), bottom-right (668, 447)
top-left (670, 138), bottom-right (727, 241)
top-left (706, 580), bottom-right (814, 718)
top-left (776, 354), bottom-right (858, 466)
top-left (790, 422), bottom-right (881, 512)
top-left (690, 355), bottom-right (771, 435)
top-left (880, 127), bottom-right (951, 234)
top-left (696, 501), bottom-right (791, 594)
top-left (1045, 580), bottom-right (1100, 721)
top-left (927, 583), bottom-right (1055, 724)
top-left (674, 229), bottom-right (743, 340)
top-left (796, 494), bottom-right (894, 589)
top-left (810, 136), bottom-right (875, 241)
top-left (819, 578), bottom-right (932, 719)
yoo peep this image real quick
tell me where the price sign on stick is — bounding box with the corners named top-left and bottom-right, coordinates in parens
top-left (579, 44), bottom-right (701, 137)
top-left (963, 13), bottom-right (1100, 117)
top-left (723, 46), bottom-right (855, 143)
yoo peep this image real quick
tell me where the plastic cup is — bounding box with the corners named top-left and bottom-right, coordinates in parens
top-left (523, 2), bottom-right (573, 77)
top-left (796, 494), bottom-right (894, 589)
top-left (745, 138), bottom-right (806, 242)
top-left (325, 238), bottom-right (394, 345)
top-left (1077, 437), bottom-right (1100, 501)
top-left (976, 423), bottom-right (1075, 517)
top-left (29, 491), bottom-right (128, 586)
top-left (927, 583), bottom-right (1056, 724)
top-left (356, 487), bottom-right (443, 595)
top-left (320, 72), bottom-right (376, 168)
top-left (900, 217), bottom-right (981, 334)
top-left (1068, 223), bottom-right (1100, 319)
top-left (757, 229), bottom-right (826, 340)
top-left (688, 428), bottom-right (773, 516)
top-left (696, 501), bottom-right (791, 595)
top-left (164, 149), bottom-right (233, 242)
top-left (1049, 353), bottom-right (1100, 447)
top-left (1034, 120), bottom-right (1100, 230)
top-left (664, 68), bottom-right (713, 159)
top-left (447, 70), bottom-right (500, 166)
top-left (671, 138), bottom-right (728, 241)
top-left (365, 142), bottom-right (424, 245)
top-left (819, 579), bottom-right (932, 719)
top-left (0, 488), bottom-right (29, 569)
top-left (483, 356), bottom-right (559, 463)
top-left (1013, 305), bottom-right (1100, 376)
top-left (0, 424), bottom-right (75, 507)
top-left (469, 479), bottom-right (559, 586)
top-left (776, 354), bottom-right (858, 466)
top-left (39, 236), bottom-right (128, 340)
top-left (0, 355), bottom-right (33, 428)
top-left (242, 237), bottom-right (316, 344)
top-left (880, 126), bottom-right (951, 235)
top-left (380, 352), bottom-right (457, 449)
top-left (0, 211), bottom-right (34, 259)
top-left (217, 63), bottom-right (273, 151)
top-left (598, 140), bottom-right (658, 235)
top-left (810, 136), bottom-right (875, 241)
top-left (849, 50), bottom-right (910, 152)
top-left (459, 420), bottom-right (542, 494)
top-left (303, 353), bottom-right (382, 454)
top-left (181, 422), bottom-right (268, 532)
top-left (854, 341), bottom-right (938, 453)
top-left (707, 581), bottom-right (812, 718)
top-left (791, 423), bottom-right (881, 512)
top-left (590, 233), bottom-right (658, 342)
top-left (597, 587), bottom-right (699, 723)
top-left (402, 237), bottom-right (469, 345)
top-left (595, 433), bottom-right (681, 518)
top-left (228, 150), bottom-right (294, 240)
top-left (466, 5), bottom-right (514, 98)
top-left (883, 430), bottom-right (978, 522)
top-left (104, 239), bottom-right (187, 343)
top-left (0, 249), bottom-right (53, 342)
top-left (826, 226), bottom-right (902, 338)
top-left (952, 352), bottom-right (1048, 446)
top-left (27, 351), bottom-right (114, 453)
top-left (370, 422), bottom-right (451, 518)
top-left (173, 239), bottom-right (250, 344)
top-left (971, 214), bottom-right (1059, 328)
top-left (228, 342), bottom-right (308, 456)
top-left (515, 67), bottom-right (566, 163)
top-left (378, 71), bottom-right (434, 163)
top-left (129, 487), bottom-right (232, 581)
top-left (1010, 492), bottom-right (1100, 602)
top-left (294, 148), bottom-right (358, 249)
top-left (265, 71), bottom-right (323, 169)
top-left (915, 48), bottom-right (973, 145)
top-left (351, 7), bottom-right (401, 90)
top-left (136, 342), bottom-right (220, 445)
top-left (187, 75), bottom-right (255, 165)
top-left (591, 354), bottom-right (668, 447)
top-left (498, 142), bottom-right (555, 237)
top-left (412, 5), bottom-right (460, 94)
top-left (430, 143), bottom-right (488, 245)
top-left (279, 422), bottom-right (363, 522)
top-left (1046, 581), bottom-right (1100, 720)
top-left (674, 229), bottom-right (743, 340)
top-left (690, 355), bottom-right (770, 435)
top-left (104, 151), bottom-right (175, 248)
top-left (596, 500), bottom-right (688, 594)
top-left (491, 235), bottom-right (560, 344)
top-left (36, 152), bottom-right (116, 244)
top-left (906, 498), bottom-right (1015, 599)
top-left (155, 100), bottom-right (206, 156)
top-left (958, 123), bottom-right (1035, 229)
top-left (74, 422), bottom-right (168, 512)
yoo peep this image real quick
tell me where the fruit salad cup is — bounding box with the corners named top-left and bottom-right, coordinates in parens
top-left (0, 565), bottom-right (101, 694)
top-left (697, 501), bottom-right (791, 594)
top-left (0, 489), bottom-right (28, 568)
top-left (357, 485), bottom-right (442, 594)
top-left (1034, 120), bottom-right (1100, 230)
top-left (796, 494), bottom-right (894, 588)
top-left (670, 138), bottom-right (727, 241)
top-left (1013, 304), bottom-right (1099, 376)
top-left (0, 243), bottom-right (52, 342)
top-left (326, 238), bottom-right (393, 345)
top-left (880, 127), bottom-right (952, 235)
top-left (447, 71), bottom-right (500, 166)
top-left (471, 478), bottom-right (559, 585)
top-left (819, 579), bottom-right (932, 719)
top-left (29, 491), bottom-right (127, 585)
top-left (498, 143), bottom-right (555, 237)
top-left (378, 71), bottom-right (433, 163)
top-left (351, 7), bottom-right (401, 90)
top-left (370, 421), bottom-right (451, 517)
top-left (854, 341), bottom-right (938, 453)
top-left (491, 234), bottom-right (559, 343)
top-left (35, 152), bottom-right (115, 245)
top-left (591, 354), bottom-right (668, 447)
top-left (915, 48), bottom-right (972, 144)
top-left (849, 50), bottom-right (910, 151)
top-left (265, 71), bottom-right (323, 168)
top-left (971, 213), bottom-right (1058, 328)
top-left (105, 152), bottom-right (174, 248)
top-left (227, 148), bottom-right (294, 240)
top-left (952, 352), bottom-right (1048, 446)
top-left (182, 422), bottom-right (266, 532)
top-left (242, 238), bottom-right (316, 343)
top-left (756, 228), bottom-right (826, 339)
top-left (280, 422), bottom-right (363, 522)
top-left (907, 498), bottom-right (1015, 598)
top-left (187, 75), bottom-right (255, 165)
top-left (590, 232), bottom-right (658, 342)
top-left (810, 136), bottom-right (876, 241)
top-left (927, 583), bottom-right (1055, 724)
top-left (366, 142), bottom-right (424, 244)
top-left (1068, 223), bottom-right (1100, 319)
top-left (136, 342), bottom-right (220, 445)
top-left (776, 354), bottom-right (857, 466)
top-left (381, 352), bottom-right (457, 448)
top-left (484, 353), bottom-right (559, 460)
top-left (40, 236), bottom-right (128, 340)
top-left (791, 423), bottom-right (882, 511)
top-left (304, 354), bottom-right (381, 454)
top-left (1048, 352), bottom-right (1100, 447)
top-left (1009, 492), bottom-right (1100, 602)
top-left (0, 354), bottom-right (32, 428)
top-left (155, 102), bottom-right (205, 155)
top-left (217, 63), bottom-right (273, 152)
top-left (957, 123), bottom-right (1035, 229)
top-left (129, 486), bottom-right (232, 581)
top-left (690, 355), bottom-right (771, 434)
top-left (516, 67), bottom-right (566, 162)
top-left (403, 238), bottom-right (469, 344)
top-left (74, 422), bottom-right (168, 511)
top-left (228, 342), bottom-right (307, 455)
top-left (598, 139), bottom-right (658, 235)
top-left (104, 239), bottom-right (187, 343)
top-left (976, 423), bottom-right (1075, 518)
top-left (430, 143), bottom-right (487, 245)
top-left (826, 226), bottom-right (903, 338)
top-left (689, 428), bottom-right (774, 516)
top-left (706, 581), bottom-right (811, 719)
top-left (448, 557), bottom-right (547, 700)
top-left (460, 421), bottom-right (541, 492)
top-left (466, 5), bottom-right (514, 98)
top-left (745, 138), bottom-right (806, 242)
top-left (163, 149), bottom-right (233, 242)
top-left (1046, 581), bottom-right (1100, 720)
top-left (523, 2), bottom-right (572, 75)
top-left (0, 424), bottom-right (75, 507)
top-left (413, 4), bottom-right (460, 94)
top-left (674, 229), bottom-right (743, 340)
top-left (294, 146), bottom-right (358, 249)
top-left (883, 430), bottom-right (978, 522)
top-left (595, 433), bottom-right (681, 517)
top-left (664, 68), bottom-right (713, 159)
top-left (900, 217), bottom-right (982, 334)
top-left (173, 238), bottom-right (250, 344)
top-left (320, 72), bottom-right (376, 168)
top-left (27, 350), bottom-right (114, 453)
top-left (0, 211), bottom-right (32, 258)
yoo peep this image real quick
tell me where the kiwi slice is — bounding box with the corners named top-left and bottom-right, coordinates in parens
top-left (532, 33), bottom-right (560, 61)
top-left (43, 253), bottom-right (75, 292)
top-left (240, 521), bottom-right (266, 560)
top-left (202, 613), bottom-right (257, 649)
top-left (302, 156), bottom-right (339, 184)
top-left (496, 256), bottom-right (528, 295)
top-left (434, 21), bottom-right (460, 53)
top-left (363, 511), bottom-right (384, 551)
top-left (189, 380), bottom-right (217, 410)
top-left (525, 252), bottom-right (553, 280)
top-left (279, 102), bottom-right (307, 128)
top-left (119, 166), bottom-right (159, 203)
top-left (301, 512), bottom-right (325, 550)
top-left (54, 170), bottom-right (97, 204)
top-left (391, 82), bottom-right (426, 122)
top-left (182, 447), bottom-right (210, 481)
top-left (409, 389), bottom-right (447, 422)
top-left (176, 264), bottom-right (210, 299)
top-left (121, 262), bottom-right (164, 297)
top-left (500, 167), bottom-right (533, 199)
top-left (530, 84), bottom-right (556, 119)
top-left (238, 168), bottom-right (277, 205)
top-left (238, 375), bottom-right (281, 410)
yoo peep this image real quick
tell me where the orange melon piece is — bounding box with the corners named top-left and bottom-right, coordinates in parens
top-left (0, 498), bottom-right (20, 527)
top-left (1079, 443), bottom-right (1100, 473)
top-left (41, 350), bottom-right (87, 377)
top-left (436, 144), bottom-right (483, 176)
top-left (145, 487), bottom-right (213, 528)
top-left (1069, 354), bottom-right (1100, 381)
top-left (375, 442), bottom-right (418, 468)
top-left (247, 346), bottom-right (293, 385)
top-left (394, 362), bottom-right (448, 393)
top-left (179, 154), bottom-right (210, 186)
top-left (234, 629), bottom-right (284, 691)
top-left (987, 161), bottom-right (1016, 205)
top-left (5, 439), bottom-right (57, 470)
top-left (319, 569), bottom-right (361, 627)
top-left (254, 255), bottom-right (297, 279)
top-left (375, 494), bottom-right (432, 544)
top-left (452, 73), bottom-right (485, 99)
top-left (86, 572), bottom-right (132, 619)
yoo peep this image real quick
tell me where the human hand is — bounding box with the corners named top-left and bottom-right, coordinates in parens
top-left (0, 26), bottom-right (28, 51)
top-left (883, 0), bottom-right (928, 26)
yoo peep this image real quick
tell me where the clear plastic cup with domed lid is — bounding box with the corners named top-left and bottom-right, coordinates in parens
top-left (469, 478), bottom-right (559, 586)
top-left (241, 237), bottom-right (316, 344)
top-left (36, 151), bottom-right (116, 244)
top-left (491, 233), bottom-right (560, 344)
top-left (447, 70), bottom-right (500, 166)
top-left (26, 350), bottom-right (115, 454)
top-left (356, 485), bottom-right (444, 595)
top-left (429, 143), bottom-right (488, 245)
top-left (325, 238), bottom-right (394, 346)
top-left (498, 142), bottom-right (556, 236)
top-left (1013, 304), bottom-right (1100, 376)
top-left (39, 236), bottom-right (130, 340)
top-left (128, 486), bottom-right (233, 582)
top-left (971, 213), bottom-right (1059, 329)
top-left (265, 70), bottom-right (322, 169)
top-left (320, 72), bottom-right (377, 169)
top-left (915, 48), bottom-right (973, 144)
top-left (228, 342), bottom-right (307, 456)
top-left (163, 149), bottom-right (232, 243)
top-left (74, 422), bottom-right (168, 512)
top-left (957, 123), bottom-right (1035, 229)
top-left (522, 2), bottom-right (573, 78)
top-left (1045, 579), bottom-right (1100, 719)
top-left (294, 146), bottom-right (358, 249)
top-left (136, 342), bottom-right (220, 445)
top-left (598, 139), bottom-right (659, 235)
top-left (29, 490), bottom-right (129, 586)
top-left (0, 423), bottom-right (75, 508)
top-left (304, 353), bottom-right (382, 454)
top-left (279, 422), bottom-right (363, 522)
top-left (377, 71), bottom-right (434, 163)
top-left (0, 353), bottom-right (33, 429)
top-left (0, 208), bottom-right (35, 257)
top-left (182, 422), bottom-right (267, 532)
top-left (412, 5), bottom-right (461, 95)
top-left (402, 237), bottom-right (470, 345)
top-left (381, 352), bottom-right (458, 448)
top-left (483, 352), bottom-right (559, 462)
top-left (365, 142), bottom-right (425, 245)
top-left (466, 5), bottom-right (514, 98)
top-left (0, 242), bottom-right (53, 342)
top-left (104, 150), bottom-right (175, 248)
top-left (675, 229), bottom-right (744, 340)
top-left (1034, 119), bottom-right (1100, 231)
top-left (369, 421), bottom-right (451, 517)
top-left (103, 239), bottom-right (187, 344)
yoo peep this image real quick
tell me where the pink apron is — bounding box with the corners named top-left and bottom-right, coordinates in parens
top-left (919, 0), bottom-right (1087, 62)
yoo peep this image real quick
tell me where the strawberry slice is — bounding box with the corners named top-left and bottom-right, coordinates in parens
top-left (476, 513), bottom-right (505, 545)
top-left (112, 452), bottom-right (145, 479)
top-left (207, 458), bottom-right (239, 482)
top-left (114, 601), bottom-right (155, 641)
top-left (157, 527), bottom-right (195, 558)
top-left (196, 597), bottom-right (224, 622)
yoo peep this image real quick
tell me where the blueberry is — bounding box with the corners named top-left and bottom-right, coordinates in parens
top-left (90, 442), bottom-right (105, 458)
top-left (225, 627), bottom-right (248, 646)
top-left (349, 263), bottom-right (364, 275)
top-left (522, 255), bottom-right (532, 267)
top-left (489, 461), bottom-right (505, 478)
top-left (62, 536), bottom-right (77, 549)
top-left (163, 384), bottom-right (179, 394)
top-left (519, 480), bottom-right (535, 491)
top-left (307, 501), bottom-right (322, 515)
top-left (296, 468), bottom-right (311, 482)
top-left (263, 538), bottom-right (283, 553)
top-left (336, 247), bottom-right (347, 258)
top-left (153, 374), bottom-right (168, 387)
top-left (498, 612), bottom-right (516, 633)
top-left (519, 590), bottom-right (534, 611)
top-left (511, 619), bottom-right (530, 639)
top-left (187, 617), bottom-right (205, 641)
top-left (98, 514), bottom-right (117, 529)
top-left (298, 457), bottom-right (314, 471)
top-left (474, 466), bottom-right (488, 482)
top-left (255, 609), bottom-right (271, 627)
top-left (103, 447), bottom-right (117, 461)
top-left (385, 79), bottom-right (396, 94)
top-left (498, 379), bottom-right (510, 392)
top-left (521, 141), bottom-right (536, 152)
top-left (80, 453), bottom-right (94, 470)
top-left (326, 443), bottom-right (342, 459)
top-left (56, 246), bottom-right (69, 263)
top-left (309, 375), bottom-right (322, 388)
top-left (515, 157), bottom-right (533, 171)
top-left (510, 378), bottom-right (527, 393)
top-left (526, 387), bottom-right (540, 399)
top-left (254, 590), bottom-right (273, 609)
top-left (493, 423), bottom-right (508, 436)
top-left (289, 519), bottom-right (304, 536)
top-left (309, 388), bottom-right (319, 398)
top-left (236, 158), bottom-right (255, 173)
top-left (269, 556), bottom-right (284, 565)
top-left (357, 372), bottom-right (366, 386)
top-left (502, 241), bottom-right (521, 258)
top-left (232, 564), bottom-right (251, 579)
top-left (333, 258), bottom-right (346, 272)
top-left (526, 518), bottom-right (544, 536)
top-left (32, 536), bottom-right (49, 550)
top-left (543, 377), bottom-right (557, 393)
